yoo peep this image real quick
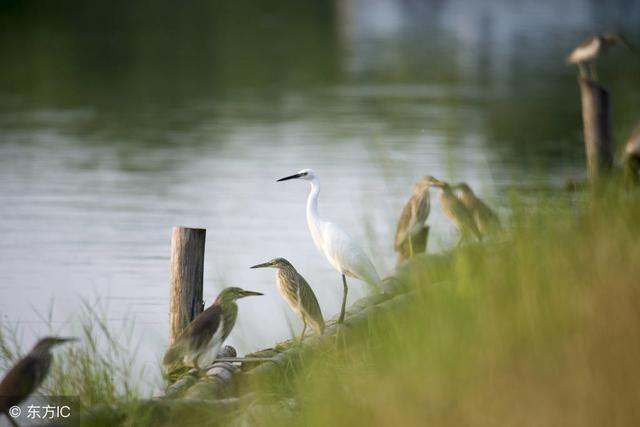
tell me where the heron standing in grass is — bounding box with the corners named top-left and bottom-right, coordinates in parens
top-left (395, 176), bottom-right (433, 259)
top-left (1, 337), bottom-right (76, 427)
top-left (453, 182), bottom-right (501, 235)
top-left (566, 32), bottom-right (631, 79)
top-left (251, 257), bottom-right (324, 342)
top-left (277, 169), bottom-right (381, 324)
top-left (163, 287), bottom-right (262, 376)
top-left (427, 177), bottom-right (482, 246)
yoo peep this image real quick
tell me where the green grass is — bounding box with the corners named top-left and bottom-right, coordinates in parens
top-left (2, 187), bottom-right (640, 426)
top-left (0, 300), bottom-right (148, 420)
top-left (243, 188), bottom-right (640, 427)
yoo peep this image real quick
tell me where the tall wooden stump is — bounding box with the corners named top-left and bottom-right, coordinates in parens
top-left (579, 77), bottom-right (613, 183)
top-left (169, 226), bottom-right (206, 345)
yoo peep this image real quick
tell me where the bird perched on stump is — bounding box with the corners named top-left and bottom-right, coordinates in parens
top-left (277, 168), bottom-right (382, 324)
top-left (251, 257), bottom-right (325, 342)
top-left (427, 177), bottom-right (482, 246)
top-left (1, 337), bottom-right (76, 427)
top-left (566, 32), bottom-right (632, 79)
top-left (163, 287), bottom-right (262, 377)
top-left (395, 175), bottom-right (434, 259)
top-left (453, 183), bottom-right (501, 235)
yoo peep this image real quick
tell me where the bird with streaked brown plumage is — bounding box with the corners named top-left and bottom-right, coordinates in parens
top-left (1, 336), bottom-right (76, 427)
top-left (251, 257), bottom-right (324, 342)
top-left (427, 177), bottom-right (482, 246)
top-left (394, 176), bottom-right (434, 259)
top-left (566, 32), bottom-right (633, 79)
top-left (453, 182), bottom-right (501, 235)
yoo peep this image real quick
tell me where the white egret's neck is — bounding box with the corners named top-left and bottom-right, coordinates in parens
top-left (306, 177), bottom-right (324, 248)
top-left (306, 177), bottom-right (321, 224)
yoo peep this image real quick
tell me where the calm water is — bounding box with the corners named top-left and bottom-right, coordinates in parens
top-left (1, 0), bottom-right (639, 379)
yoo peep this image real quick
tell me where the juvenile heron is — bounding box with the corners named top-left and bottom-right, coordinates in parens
top-left (163, 287), bottom-right (262, 375)
top-left (277, 169), bottom-right (381, 324)
top-left (566, 32), bottom-right (631, 79)
top-left (1, 337), bottom-right (76, 427)
top-left (427, 177), bottom-right (482, 246)
top-left (251, 257), bottom-right (325, 342)
top-left (453, 183), bottom-right (501, 235)
top-left (395, 176), bottom-right (433, 259)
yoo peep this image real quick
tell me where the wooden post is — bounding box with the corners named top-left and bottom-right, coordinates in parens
top-left (579, 77), bottom-right (613, 183)
top-left (169, 226), bottom-right (206, 345)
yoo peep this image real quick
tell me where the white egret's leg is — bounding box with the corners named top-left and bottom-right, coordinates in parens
top-left (338, 274), bottom-right (348, 323)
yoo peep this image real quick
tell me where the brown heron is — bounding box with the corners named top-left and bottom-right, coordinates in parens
top-left (163, 287), bottom-right (262, 376)
top-left (453, 182), bottom-right (501, 235)
top-left (277, 169), bottom-right (381, 324)
top-left (0, 337), bottom-right (76, 427)
top-left (395, 176), bottom-right (433, 259)
top-left (251, 257), bottom-right (325, 342)
top-left (428, 177), bottom-right (482, 246)
top-left (566, 32), bottom-right (632, 79)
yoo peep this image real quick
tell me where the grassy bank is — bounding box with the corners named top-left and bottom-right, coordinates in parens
top-left (2, 187), bottom-right (640, 426)
top-left (245, 188), bottom-right (640, 427)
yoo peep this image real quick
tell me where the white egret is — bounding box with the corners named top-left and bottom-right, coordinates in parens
top-left (277, 169), bottom-right (381, 323)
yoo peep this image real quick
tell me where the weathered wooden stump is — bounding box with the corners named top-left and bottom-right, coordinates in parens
top-left (578, 77), bottom-right (613, 183)
top-left (169, 226), bottom-right (206, 344)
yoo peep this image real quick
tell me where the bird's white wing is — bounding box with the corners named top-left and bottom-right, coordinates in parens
top-left (320, 221), bottom-right (381, 288)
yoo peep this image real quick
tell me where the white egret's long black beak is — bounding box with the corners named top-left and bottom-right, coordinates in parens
top-left (277, 172), bottom-right (303, 182)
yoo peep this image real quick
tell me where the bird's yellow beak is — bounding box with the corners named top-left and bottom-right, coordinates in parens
top-left (250, 261), bottom-right (273, 269)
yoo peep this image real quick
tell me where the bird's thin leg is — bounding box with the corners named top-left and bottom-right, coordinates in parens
top-left (299, 319), bottom-right (307, 343)
top-left (338, 274), bottom-right (348, 324)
